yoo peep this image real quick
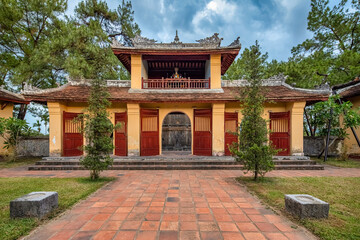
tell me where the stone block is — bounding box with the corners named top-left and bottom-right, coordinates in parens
top-left (285, 194), bottom-right (329, 219)
top-left (10, 192), bottom-right (58, 219)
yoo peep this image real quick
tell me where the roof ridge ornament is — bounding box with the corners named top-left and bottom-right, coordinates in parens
top-left (228, 37), bottom-right (241, 47)
top-left (172, 30), bottom-right (182, 44)
top-left (111, 37), bottom-right (124, 48)
top-left (131, 34), bottom-right (157, 47)
top-left (196, 33), bottom-right (223, 47)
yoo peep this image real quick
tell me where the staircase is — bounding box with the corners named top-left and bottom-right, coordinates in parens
top-left (28, 156), bottom-right (324, 171)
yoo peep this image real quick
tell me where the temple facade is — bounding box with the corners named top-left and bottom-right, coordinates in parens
top-left (23, 33), bottom-right (329, 157)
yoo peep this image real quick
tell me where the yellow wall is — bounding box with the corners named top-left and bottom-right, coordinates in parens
top-left (131, 54), bottom-right (142, 89)
top-left (48, 102), bottom-right (127, 156)
top-left (212, 103), bottom-right (225, 155)
top-left (210, 54), bottom-right (221, 89)
top-left (47, 100), bottom-right (306, 156)
top-left (225, 102), bottom-right (306, 155)
top-left (286, 102), bottom-right (306, 155)
top-left (0, 102), bottom-right (14, 155)
top-left (127, 103), bottom-right (140, 156)
top-left (344, 96), bottom-right (360, 155)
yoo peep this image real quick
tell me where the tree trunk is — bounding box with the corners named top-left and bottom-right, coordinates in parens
top-left (17, 104), bottom-right (28, 120)
top-left (254, 162), bottom-right (258, 180)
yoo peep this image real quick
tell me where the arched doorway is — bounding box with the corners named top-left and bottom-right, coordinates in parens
top-left (162, 112), bottom-right (191, 154)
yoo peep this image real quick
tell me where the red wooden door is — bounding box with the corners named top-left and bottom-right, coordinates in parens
top-left (115, 112), bottom-right (127, 156)
top-left (270, 112), bottom-right (290, 156)
top-left (193, 109), bottom-right (212, 156)
top-left (63, 112), bottom-right (83, 156)
top-left (141, 109), bottom-right (159, 156)
top-left (225, 112), bottom-right (238, 156)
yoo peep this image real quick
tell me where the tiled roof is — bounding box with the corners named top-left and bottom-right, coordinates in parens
top-left (333, 80), bottom-right (360, 99)
top-left (0, 88), bottom-right (28, 104)
top-left (22, 82), bottom-right (329, 104)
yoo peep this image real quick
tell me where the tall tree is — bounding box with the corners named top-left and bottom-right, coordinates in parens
top-left (223, 44), bottom-right (268, 80)
top-left (230, 41), bottom-right (276, 180)
top-left (278, 0), bottom-right (360, 88)
top-left (0, 0), bottom-right (68, 119)
top-left (0, 0), bottom-right (140, 121)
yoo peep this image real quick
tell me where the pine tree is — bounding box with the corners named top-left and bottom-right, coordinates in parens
top-left (79, 77), bottom-right (116, 180)
top-left (230, 41), bottom-right (277, 180)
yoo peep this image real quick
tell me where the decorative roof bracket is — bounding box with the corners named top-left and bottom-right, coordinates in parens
top-left (196, 33), bottom-right (223, 47)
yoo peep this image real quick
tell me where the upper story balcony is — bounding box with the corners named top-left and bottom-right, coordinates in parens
top-left (142, 77), bottom-right (211, 89)
top-left (111, 32), bottom-right (242, 91)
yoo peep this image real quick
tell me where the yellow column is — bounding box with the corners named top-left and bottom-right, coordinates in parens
top-left (0, 103), bottom-right (14, 155)
top-left (286, 102), bottom-right (306, 155)
top-left (131, 54), bottom-right (142, 89)
top-left (127, 103), bottom-right (140, 156)
top-left (48, 102), bottom-right (64, 157)
top-left (210, 54), bottom-right (221, 89)
top-left (212, 103), bottom-right (225, 156)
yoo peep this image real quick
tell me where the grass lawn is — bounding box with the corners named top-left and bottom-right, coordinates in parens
top-left (0, 177), bottom-right (114, 240)
top-left (312, 157), bottom-right (360, 168)
top-left (0, 157), bottom-right (41, 169)
top-left (238, 177), bottom-right (360, 240)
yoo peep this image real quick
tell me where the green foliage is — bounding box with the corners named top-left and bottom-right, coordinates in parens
top-left (307, 95), bottom-right (360, 138)
top-left (260, 0), bottom-right (360, 88)
top-left (0, 117), bottom-right (31, 158)
top-left (33, 120), bottom-right (41, 133)
top-left (0, 177), bottom-right (113, 240)
top-left (223, 45), bottom-right (268, 80)
top-left (239, 176), bottom-right (360, 240)
top-left (0, 0), bottom-right (140, 119)
top-left (229, 41), bottom-right (277, 180)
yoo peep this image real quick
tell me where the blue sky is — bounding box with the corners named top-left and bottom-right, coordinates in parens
top-left (69, 0), bottom-right (314, 61)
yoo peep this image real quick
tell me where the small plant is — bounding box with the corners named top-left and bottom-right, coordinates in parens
top-left (229, 41), bottom-right (277, 180)
top-left (0, 117), bottom-right (31, 160)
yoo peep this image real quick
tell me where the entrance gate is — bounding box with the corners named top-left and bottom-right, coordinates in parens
top-left (193, 109), bottom-right (212, 156)
top-left (115, 112), bottom-right (127, 156)
top-left (63, 112), bottom-right (83, 156)
top-left (140, 109), bottom-right (159, 156)
top-left (225, 112), bottom-right (238, 156)
top-left (270, 111), bottom-right (290, 156)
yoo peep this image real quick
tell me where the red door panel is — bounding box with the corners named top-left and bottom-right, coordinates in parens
top-left (63, 112), bottom-right (83, 156)
top-left (115, 112), bottom-right (127, 156)
top-left (193, 109), bottom-right (212, 156)
top-left (141, 109), bottom-right (159, 156)
top-left (270, 112), bottom-right (290, 156)
top-left (225, 112), bottom-right (238, 156)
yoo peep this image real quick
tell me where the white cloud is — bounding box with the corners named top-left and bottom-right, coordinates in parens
top-left (192, 0), bottom-right (237, 34)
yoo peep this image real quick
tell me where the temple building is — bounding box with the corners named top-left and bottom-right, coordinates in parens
top-left (23, 33), bottom-right (329, 157)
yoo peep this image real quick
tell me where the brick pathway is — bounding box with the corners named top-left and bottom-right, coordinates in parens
top-left (2, 166), bottom-right (358, 240)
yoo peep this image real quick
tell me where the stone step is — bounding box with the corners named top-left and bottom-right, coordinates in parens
top-left (34, 160), bottom-right (317, 166)
top-left (42, 155), bottom-right (310, 161)
top-left (28, 164), bottom-right (324, 171)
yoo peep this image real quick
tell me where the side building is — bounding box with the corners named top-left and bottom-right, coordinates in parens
top-left (0, 87), bottom-right (29, 155)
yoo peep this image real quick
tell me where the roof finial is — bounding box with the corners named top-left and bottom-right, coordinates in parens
top-left (173, 30), bottom-right (180, 43)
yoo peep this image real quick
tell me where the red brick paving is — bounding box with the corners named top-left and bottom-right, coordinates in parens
top-left (15, 169), bottom-right (332, 240)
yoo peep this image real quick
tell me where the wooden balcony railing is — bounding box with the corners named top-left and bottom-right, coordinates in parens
top-left (142, 77), bottom-right (210, 89)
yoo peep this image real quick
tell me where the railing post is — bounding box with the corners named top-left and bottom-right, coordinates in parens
top-left (141, 77), bottom-right (143, 89)
top-left (208, 77), bottom-right (211, 89)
